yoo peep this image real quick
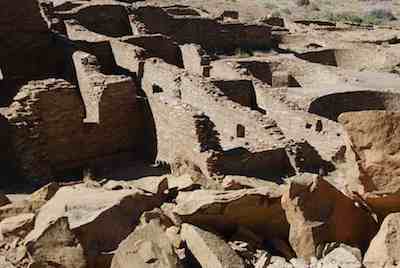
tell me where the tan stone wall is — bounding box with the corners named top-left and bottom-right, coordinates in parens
top-left (6, 78), bottom-right (146, 180)
top-left (130, 6), bottom-right (272, 53)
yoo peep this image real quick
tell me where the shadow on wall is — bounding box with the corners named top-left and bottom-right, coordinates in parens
top-left (211, 80), bottom-right (258, 110)
top-left (296, 49), bottom-right (338, 67)
top-left (75, 5), bottom-right (133, 37)
top-left (0, 115), bottom-right (19, 187)
top-left (308, 91), bottom-right (400, 121)
top-left (136, 89), bottom-right (158, 162)
top-left (214, 147), bottom-right (296, 183)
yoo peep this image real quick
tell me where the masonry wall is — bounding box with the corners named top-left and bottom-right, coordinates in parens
top-left (141, 59), bottom-right (294, 179)
top-left (130, 6), bottom-right (272, 53)
top-left (0, 0), bottom-right (65, 79)
top-left (6, 78), bottom-right (146, 180)
top-left (142, 58), bottom-right (185, 98)
top-left (141, 58), bottom-right (223, 178)
top-left (211, 80), bottom-right (258, 109)
top-left (144, 94), bottom-right (221, 178)
top-left (180, 44), bottom-right (209, 75)
top-left (65, 20), bottom-right (118, 75)
top-left (308, 91), bottom-right (400, 121)
top-left (59, 4), bottom-right (132, 37)
top-left (111, 41), bottom-right (146, 74)
top-left (121, 34), bottom-right (183, 67)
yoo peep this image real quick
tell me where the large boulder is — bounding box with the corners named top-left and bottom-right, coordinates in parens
top-left (339, 111), bottom-right (400, 217)
top-left (26, 217), bottom-right (87, 268)
top-left (181, 223), bottom-right (245, 268)
top-left (111, 210), bottom-right (180, 268)
top-left (25, 184), bottom-right (163, 268)
top-left (174, 186), bottom-right (288, 240)
top-left (281, 174), bottom-right (378, 260)
top-left (317, 243), bottom-right (362, 268)
top-left (29, 182), bottom-right (59, 210)
top-left (0, 213), bottom-right (35, 240)
top-left (364, 213), bottom-right (400, 268)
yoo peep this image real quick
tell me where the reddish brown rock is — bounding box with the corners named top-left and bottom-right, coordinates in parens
top-left (174, 186), bottom-right (289, 240)
top-left (281, 174), bottom-right (378, 260)
top-left (339, 111), bottom-right (400, 218)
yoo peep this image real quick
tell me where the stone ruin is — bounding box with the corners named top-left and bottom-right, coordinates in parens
top-left (1, 0), bottom-right (400, 268)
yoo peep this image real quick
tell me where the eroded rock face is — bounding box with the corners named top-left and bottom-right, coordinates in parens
top-left (0, 213), bottom-right (35, 240)
top-left (29, 182), bottom-right (59, 210)
top-left (174, 186), bottom-right (288, 240)
top-left (364, 213), bottom-right (400, 268)
top-left (111, 210), bottom-right (180, 268)
top-left (317, 244), bottom-right (362, 268)
top-left (25, 184), bottom-right (163, 267)
top-left (339, 111), bottom-right (400, 194)
top-left (26, 217), bottom-right (87, 268)
top-left (339, 111), bottom-right (400, 218)
top-left (281, 174), bottom-right (378, 260)
top-left (181, 223), bottom-right (245, 268)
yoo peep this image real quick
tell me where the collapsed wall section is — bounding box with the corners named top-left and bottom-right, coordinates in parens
top-left (5, 79), bottom-right (83, 179)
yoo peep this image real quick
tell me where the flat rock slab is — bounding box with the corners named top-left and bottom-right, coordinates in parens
top-left (181, 223), bottom-right (245, 268)
top-left (174, 186), bottom-right (289, 240)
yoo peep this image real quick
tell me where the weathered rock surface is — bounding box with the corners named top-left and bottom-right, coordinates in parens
top-left (267, 256), bottom-right (293, 268)
top-left (281, 174), bottom-right (378, 260)
top-left (364, 213), bottom-right (400, 268)
top-left (0, 213), bottom-right (35, 240)
top-left (25, 184), bottom-right (163, 267)
top-left (174, 186), bottom-right (288, 240)
top-left (317, 244), bottom-right (362, 268)
top-left (111, 210), bottom-right (180, 268)
top-left (0, 200), bottom-right (33, 222)
top-left (339, 111), bottom-right (400, 218)
top-left (29, 182), bottom-right (59, 210)
top-left (26, 217), bottom-right (87, 268)
top-left (181, 223), bottom-right (245, 268)
top-left (0, 256), bottom-right (15, 268)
